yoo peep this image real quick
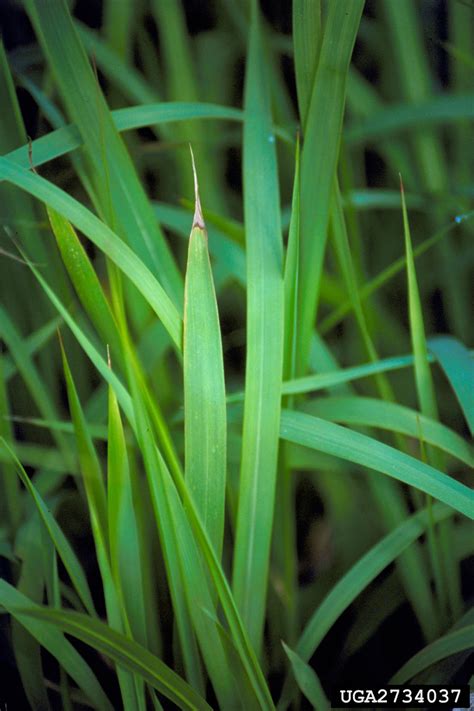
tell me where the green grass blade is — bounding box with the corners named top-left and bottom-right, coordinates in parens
top-left (0, 580), bottom-right (114, 711)
top-left (292, 0), bottom-right (321, 127)
top-left (11, 515), bottom-right (51, 711)
top-left (0, 346), bottom-right (21, 531)
top-left (0, 158), bottom-right (182, 348)
top-left (277, 503), bottom-right (454, 709)
top-left (47, 207), bottom-right (123, 367)
top-left (231, 0), bottom-right (285, 655)
top-left (280, 410), bottom-right (474, 518)
top-left (303, 397), bottom-right (474, 467)
top-left (107, 380), bottom-right (148, 648)
top-left (61, 345), bottom-right (108, 540)
top-left (282, 643), bottom-right (329, 711)
top-left (346, 93), bottom-right (474, 145)
top-left (296, 0), bottom-right (364, 371)
top-left (21, 254), bottom-right (133, 424)
top-left (24, 0), bottom-right (183, 305)
top-left (184, 162), bottom-right (227, 558)
top-left (391, 625), bottom-right (474, 684)
top-left (62, 344), bottom-right (141, 709)
top-left (401, 179), bottom-right (438, 419)
top-left (280, 352), bottom-right (434, 396)
top-left (3, 597), bottom-right (210, 711)
top-left (428, 336), bottom-right (474, 437)
top-left (4, 103), bottom-right (247, 174)
top-left (1, 438), bottom-right (96, 616)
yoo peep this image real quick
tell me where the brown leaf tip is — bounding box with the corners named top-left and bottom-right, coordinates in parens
top-left (398, 172), bottom-right (405, 194)
top-left (189, 144), bottom-right (205, 230)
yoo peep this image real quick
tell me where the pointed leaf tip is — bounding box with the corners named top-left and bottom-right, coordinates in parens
top-left (189, 144), bottom-right (205, 230)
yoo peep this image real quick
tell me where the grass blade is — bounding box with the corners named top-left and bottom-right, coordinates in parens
top-left (282, 643), bottom-right (329, 711)
top-left (277, 503), bottom-right (454, 709)
top-left (231, 0), bottom-right (285, 655)
top-left (280, 410), bottom-right (474, 518)
top-left (303, 396), bottom-right (473, 467)
top-left (428, 336), bottom-right (474, 436)
top-left (296, 0), bottom-right (364, 371)
top-left (391, 625), bottom-right (474, 684)
top-left (183, 155), bottom-right (227, 557)
top-left (0, 580), bottom-right (113, 711)
top-left (0, 158), bottom-right (182, 348)
top-left (24, 0), bottom-right (182, 305)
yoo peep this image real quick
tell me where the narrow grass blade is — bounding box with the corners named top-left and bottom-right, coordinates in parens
top-left (428, 336), bottom-right (474, 436)
top-left (183, 156), bottom-right (226, 558)
top-left (4, 103), bottom-right (246, 174)
top-left (61, 345), bottom-right (108, 541)
top-left (320, 218), bottom-right (464, 335)
top-left (273, 137), bottom-right (301, 648)
top-left (0, 347), bottom-right (21, 531)
top-left (0, 158), bottom-right (182, 348)
top-left (280, 410), bottom-right (474, 518)
top-left (0, 305), bottom-right (69, 459)
top-left (346, 93), bottom-right (474, 145)
top-left (391, 626), bottom-right (474, 684)
top-left (232, 0), bottom-right (285, 655)
top-left (1, 438), bottom-right (95, 616)
top-left (107, 379), bottom-right (147, 647)
top-left (280, 352), bottom-right (432, 396)
top-left (62, 345), bottom-right (141, 709)
top-left (401, 179), bottom-right (438, 419)
top-left (292, 0), bottom-right (321, 127)
top-left (277, 503), bottom-right (454, 709)
top-left (3, 596), bottom-right (209, 711)
top-left (126, 357), bottom-right (241, 707)
top-left (25, 0), bottom-right (183, 306)
top-left (296, 0), bottom-right (364, 371)
top-left (47, 207), bottom-right (123, 366)
top-left (282, 643), bottom-right (329, 711)
top-left (2, 315), bottom-right (62, 381)
top-left (0, 581), bottom-right (113, 711)
top-left (303, 397), bottom-right (473, 467)
top-left (11, 515), bottom-right (51, 711)
top-left (21, 254), bottom-right (133, 425)
top-left (151, 0), bottom-right (226, 212)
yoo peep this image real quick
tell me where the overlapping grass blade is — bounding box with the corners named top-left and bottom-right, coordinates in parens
top-left (62, 346), bottom-right (143, 709)
top-left (107, 379), bottom-right (147, 648)
top-left (391, 625), bottom-right (474, 684)
top-left (231, 0), bottom-right (285, 655)
top-left (428, 336), bottom-right (474, 436)
top-left (0, 344), bottom-right (21, 531)
top-left (303, 396), bottom-right (473, 467)
top-left (280, 410), bottom-right (473, 518)
top-left (125, 353), bottom-right (241, 707)
top-left (10, 515), bottom-right (51, 711)
top-left (0, 158), bottom-right (182, 348)
top-left (2, 593), bottom-right (210, 711)
top-left (183, 160), bottom-right (227, 557)
top-left (401, 179), bottom-right (438, 419)
top-left (292, 0), bottom-right (321, 126)
top-left (0, 580), bottom-right (113, 711)
top-left (346, 93), bottom-right (474, 145)
top-left (296, 0), bottom-right (364, 371)
top-left (277, 503), bottom-right (454, 709)
top-left (25, 0), bottom-right (182, 305)
top-left (47, 207), bottom-right (123, 367)
top-left (1, 438), bottom-right (95, 616)
top-left (282, 643), bottom-right (329, 711)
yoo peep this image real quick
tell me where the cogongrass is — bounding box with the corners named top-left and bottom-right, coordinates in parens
top-left (0, 1), bottom-right (473, 709)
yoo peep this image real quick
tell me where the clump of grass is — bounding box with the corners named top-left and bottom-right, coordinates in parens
top-left (0, 1), bottom-right (473, 709)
